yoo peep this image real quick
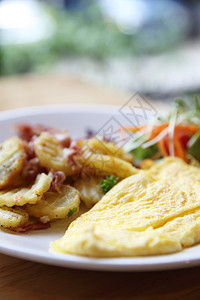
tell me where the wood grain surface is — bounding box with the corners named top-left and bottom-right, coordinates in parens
top-left (0, 73), bottom-right (128, 110)
top-left (1, 254), bottom-right (200, 300)
top-left (0, 74), bottom-right (199, 300)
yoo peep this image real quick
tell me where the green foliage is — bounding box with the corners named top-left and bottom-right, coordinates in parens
top-left (67, 207), bottom-right (77, 217)
top-left (100, 175), bottom-right (119, 194)
top-left (187, 132), bottom-right (200, 161)
top-left (130, 144), bottom-right (159, 162)
top-left (1, 2), bottom-right (183, 76)
top-left (126, 96), bottom-right (200, 163)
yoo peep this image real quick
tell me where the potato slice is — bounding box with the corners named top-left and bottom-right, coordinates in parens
top-left (0, 137), bottom-right (27, 189)
top-left (74, 177), bottom-right (103, 208)
top-left (34, 133), bottom-right (76, 176)
top-left (78, 138), bottom-right (133, 162)
top-left (5, 174), bottom-right (27, 189)
top-left (0, 173), bottom-right (52, 207)
top-left (140, 159), bottom-right (155, 170)
top-left (74, 152), bottom-right (137, 178)
top-left (26, 185), bottom-right (80, 221)
top-left (0, 206), bottom-right (29, 228)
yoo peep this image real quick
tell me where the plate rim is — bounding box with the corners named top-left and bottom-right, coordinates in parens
top-left (0, 104), bottom-right (120, 120)
top-left (0, 242), bottom-right (199, 272)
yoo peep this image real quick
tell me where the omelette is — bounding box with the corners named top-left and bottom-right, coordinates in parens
top-left (51, 157), bottom-right (200, 257)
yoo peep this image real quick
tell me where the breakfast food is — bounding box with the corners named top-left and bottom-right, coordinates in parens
top-left (52, 157), bottom-right (200, 256)
top-left (51, 98), bottom-right (200, 257)
top-left (26, 184), bottom-right (80, 221)
top-left (0, 124), bottom-right (136, 230)
top-left (0, 97), bottom-right (200, 258)
top-left (0, 137), bottom-right (27, 189)
top-left (123, 97), bottom-right (200, 167)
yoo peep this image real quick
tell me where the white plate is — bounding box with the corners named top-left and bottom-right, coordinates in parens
top-left (0, 104), bottom-right (200, 272)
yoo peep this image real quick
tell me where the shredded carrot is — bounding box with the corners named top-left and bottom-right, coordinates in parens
top-left (150, 123), bottom-right (169, 140)
top-left (158, 138), bottom-right (169, 157)
top-left (149, 123), bottom-right (198, 141)
top-left (174, 133), bottom-right (188, 163)
top-left (121, 125), bottom-right (145, 133)
top-left (175, 124), bottom-right (198, 135)
top-left (158, 132), bottom-right (189, 163)
top-left (124, 123), bottom-right (198, 138)
top-left (124, 122), bottom-right (198, 163)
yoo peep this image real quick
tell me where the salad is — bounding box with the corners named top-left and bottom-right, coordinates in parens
top-left (124, 97), bottom-right (200, 167)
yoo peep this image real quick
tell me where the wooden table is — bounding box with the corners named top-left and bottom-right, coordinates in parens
top-left (0, 74), bottom-right (199, 300)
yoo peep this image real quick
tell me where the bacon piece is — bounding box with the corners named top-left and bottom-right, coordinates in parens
top-left (14, 123), bottom-right (71, 147)
top-left (54, 133), bottom-right (71, 148)
top-left (14, 124), bottom-right (50, 142)
top-left (11, 221), bottom-right (50, 233)
top-left (23, 141), bottom-right (36, 159)
top-left (51, 171), bottom-right (66, 193)
top-left (22, 157), bottom-right (47, 181)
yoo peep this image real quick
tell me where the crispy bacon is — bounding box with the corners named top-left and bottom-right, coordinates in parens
top-left (11, 222), bottom-right (51, 233)
top-left (14, 124), bottom-right (50, 142)
top-left (23, 141), bottom-right (36, 159)
top-left (22, 157), bottom-right (47, 181)
top-left (51, 171), bottom-right (66, 192)
top-left (14, 123), bottom-right (71, 147)
top-left (54, 133), bottom-right (71, 148)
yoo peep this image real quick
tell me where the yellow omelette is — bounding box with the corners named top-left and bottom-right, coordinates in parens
top-left (51, 157), bottom-right (200, 257)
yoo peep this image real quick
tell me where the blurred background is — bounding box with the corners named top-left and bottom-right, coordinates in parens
top-left (0, 0), bottom-right (200, 103)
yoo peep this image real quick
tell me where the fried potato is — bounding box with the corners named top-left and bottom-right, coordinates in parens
top-left (0, 206), bottom-right (29, 228)
top-left (34, 133), bottom-right (76, 176)
top-left (0, 173), bottom-right (52, 207)
top-left (0, 137), bottom-right (27, 189)
top-left (78, 138), bottom-right (133, 162)
top-left (74, 177), bottom-right (104, 208)
top-left (26, 185), bottom-right (80, 221)
top-left (74, 152), bottom-right (137, 178)
top-left (140, 159), bottom-right (155, 170)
